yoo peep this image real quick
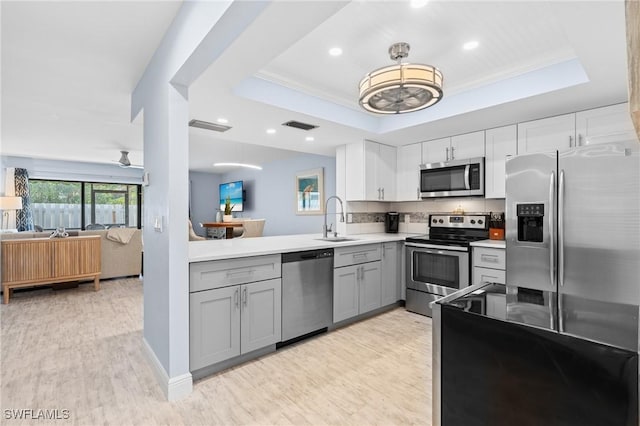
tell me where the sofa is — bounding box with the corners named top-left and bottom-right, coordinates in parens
top-left (0, 229), bottom-right (142, 280)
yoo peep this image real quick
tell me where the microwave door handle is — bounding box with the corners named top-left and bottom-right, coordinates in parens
top-left (464, 165), bottom-right (471, 190)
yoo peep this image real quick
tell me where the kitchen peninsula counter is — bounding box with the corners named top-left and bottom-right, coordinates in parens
top-left (188, 233), bottom-right (412, 262)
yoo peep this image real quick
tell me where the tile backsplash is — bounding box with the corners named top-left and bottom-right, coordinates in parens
top-left (344, 198), bottom-right (505, 235)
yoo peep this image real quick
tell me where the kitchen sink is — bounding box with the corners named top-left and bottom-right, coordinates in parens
top-left (315, 236), bottom-right (358, 242)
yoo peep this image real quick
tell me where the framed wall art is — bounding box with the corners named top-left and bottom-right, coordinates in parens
top-left (295, 168), bottom-right (324, 215)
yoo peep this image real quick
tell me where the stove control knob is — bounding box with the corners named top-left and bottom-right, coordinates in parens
top-left (438, 219), bottom-right (444, 224)
top-left (432, 219), bottom-right (437, 224)
top-left (470, 220), bottom-right (476, 224)
top-left (478, 219), bottom-right (483, 225)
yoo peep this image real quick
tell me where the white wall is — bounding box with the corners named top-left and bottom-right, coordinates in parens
top-left (189, 171), bottom-right (221, 237)
top-left (219, 153), bottom-right (336, 236)
top-left (1, 155), bottom-right (143, 184)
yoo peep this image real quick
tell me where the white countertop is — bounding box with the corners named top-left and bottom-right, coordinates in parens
top-left (470, 239), bottom-right (506, 249)
top-left (189, 233), bottom-right (413, 262)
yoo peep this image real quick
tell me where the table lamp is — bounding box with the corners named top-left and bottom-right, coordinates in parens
top-left (0, 196), bottom-right (23, 230)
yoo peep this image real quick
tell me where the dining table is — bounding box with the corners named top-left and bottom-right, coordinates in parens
top-left (201, 222), bottom-right (244, 239)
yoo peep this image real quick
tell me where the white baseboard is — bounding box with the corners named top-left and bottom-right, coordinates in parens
top-left (142, 337), bottom-right (193, 401)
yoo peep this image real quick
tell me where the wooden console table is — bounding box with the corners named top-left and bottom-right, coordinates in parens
top-left (201, 222), bottom-right (244, 239)
top-left (1, 235), bottom-right (101, 304)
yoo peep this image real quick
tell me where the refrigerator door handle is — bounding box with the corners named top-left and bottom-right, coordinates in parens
top-left (464, 165), bottom-right (471, 190)
top-left (558, 169), bottom-right (565, 288)
top-left (549, 171), bottom-right (556, 288)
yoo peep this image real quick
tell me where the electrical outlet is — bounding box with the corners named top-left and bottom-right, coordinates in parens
top-left (347, 213), bottom-right (353, 223)
top-left (405, 214), bottom-right (410, 224)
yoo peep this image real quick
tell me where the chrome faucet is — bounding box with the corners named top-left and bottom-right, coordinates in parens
top-left (323, 195), bottom-right (345, 238)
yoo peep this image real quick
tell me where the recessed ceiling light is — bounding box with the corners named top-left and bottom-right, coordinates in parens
top-left (463, 40), bottom-right (479, 50)
top-left (216, 117), bottom-right (228, 124)
top-left (410, 0), bottom-right (429, 8)
top-left (329, 47), bottom-right (343, 57)
top-left (305, 136), bottom-right (315, 142)
top-left (213, 162), bottom-right (263, 170)
top-left (266, 128), bottom-right (276, 134)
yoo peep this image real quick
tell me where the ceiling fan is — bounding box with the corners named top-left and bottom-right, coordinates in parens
top-left (114, 150), bottom-right (143, 169)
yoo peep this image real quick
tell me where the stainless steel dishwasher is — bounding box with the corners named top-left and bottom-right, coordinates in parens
top-left (280, 248), bottom-right (334, 345)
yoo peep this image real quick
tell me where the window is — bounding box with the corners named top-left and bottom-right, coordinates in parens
top-left (84, 183), bottom-right (140, 228)
top-left (30, 180), bottom-right (82, 229)
top-left (29, 179), bottom-right (141, 230)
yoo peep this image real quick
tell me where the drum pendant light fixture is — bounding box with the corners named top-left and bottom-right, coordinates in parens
top-left (359, 42), bottom-right (443, 114)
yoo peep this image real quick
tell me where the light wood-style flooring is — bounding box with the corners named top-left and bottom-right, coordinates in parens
top-left (1, 279), bottom-right (432, 425)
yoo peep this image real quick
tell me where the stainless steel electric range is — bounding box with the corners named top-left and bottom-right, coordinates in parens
top-left (405, 214), bottom-right (489, 317)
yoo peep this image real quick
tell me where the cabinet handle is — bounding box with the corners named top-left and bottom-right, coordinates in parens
top-left (417, 187), bottom-right (420, 200)
top-left (450, 146), bottom-right (455, 160)
top-left (377, 188), bottom-right (381, 200)
top-left (227, 269), bottom-right (254, 277)
top-left (381, 188), bottom-right (384, 200)
top-left (234, 288), bottom-right (239, 308)
top-left (445, 147), bottom-right (449, 161)
top-left (482, 274), bottom-right (499, 281)
top-left (569, 135), bottom-right (573, 148)
top-left (243, 287), bottom-right (247, 307)
top-left (480, 254), bottom-right (499, 263)
top-left (578, 134), bottom-right (583, 146)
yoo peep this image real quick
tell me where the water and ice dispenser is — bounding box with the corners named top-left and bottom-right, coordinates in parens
top-left (516, 203), bottom-right (544, 243)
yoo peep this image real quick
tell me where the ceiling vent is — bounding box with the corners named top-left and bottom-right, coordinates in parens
top-left (189, 119), bottom-right (232, 132)
top-left (282, 120), bottom-right (318, 131)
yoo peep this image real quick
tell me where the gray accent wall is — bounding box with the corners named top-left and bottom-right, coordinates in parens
top-left (189, 171), bottom-right (221, 237)
top-left (219, 153), bottom-right (336, 236)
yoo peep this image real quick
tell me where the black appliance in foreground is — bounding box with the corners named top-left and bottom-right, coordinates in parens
top-left (432, 283), bottom-right (638, 426)
top-left (404, 214), bottom-right (489, 316)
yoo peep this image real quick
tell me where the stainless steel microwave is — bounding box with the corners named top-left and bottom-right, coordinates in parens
top-left (420, 157), bottom-right (484, 198)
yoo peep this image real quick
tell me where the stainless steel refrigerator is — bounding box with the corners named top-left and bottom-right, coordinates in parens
top-left (505, 139), bottom-right (640, 351)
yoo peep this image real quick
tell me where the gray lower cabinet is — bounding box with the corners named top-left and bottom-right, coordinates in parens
top-left (359, 261), bottom-right (382, 313)
top-left (190, 278), bottom-right (281, 371)
top-left (381, 242), bottom-right (401, 306)
top-left (333, 260), bottom-right (382, 323)
top-left (240, 278), bottom-right (282, 354)
top-left (333, 265), bottom-right (359, 323)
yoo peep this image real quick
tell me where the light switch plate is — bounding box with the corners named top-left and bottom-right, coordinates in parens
top-left (405, 214), bottom-right (410, 224)
top-left (154, 216), bottom-right (163, 232)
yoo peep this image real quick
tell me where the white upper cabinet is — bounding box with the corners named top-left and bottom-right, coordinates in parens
top-left (422, 131), bottom-right (485, 164)
top-left (377, 143), bottom-right (397, 201)
top-left (345, 140), bottom-right (396, 201)
top-left (396, 143), bottom-right (422, 201)
top-left (422, 137), bottom-right (450, 163)
top-left (451, 131), bottom-right (485, 160)
top-left (517, 113), bottom-right (576, 154)
top-left (485, 125), bottom-right (517, 199)
top-left (575, 103), bottom-right (637, 146)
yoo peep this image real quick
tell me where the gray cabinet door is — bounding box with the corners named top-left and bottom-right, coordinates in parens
top-left (333, 265), bottom-right (359, 323)
top-left (240, 278), bottom-right (282, 354)
top-left (190, 286), bottom-right (240, 370)
top-left (359, 261), bottom-right (382, 314)
top-left (381, 242), bottom-right (400, 306)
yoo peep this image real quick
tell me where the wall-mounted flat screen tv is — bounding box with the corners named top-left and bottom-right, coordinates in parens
top-left (219, 180), bottom-right (244, 212)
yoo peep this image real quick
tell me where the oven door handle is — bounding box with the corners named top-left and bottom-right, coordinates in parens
top-left (405, 242), bottom-right (468, 252)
